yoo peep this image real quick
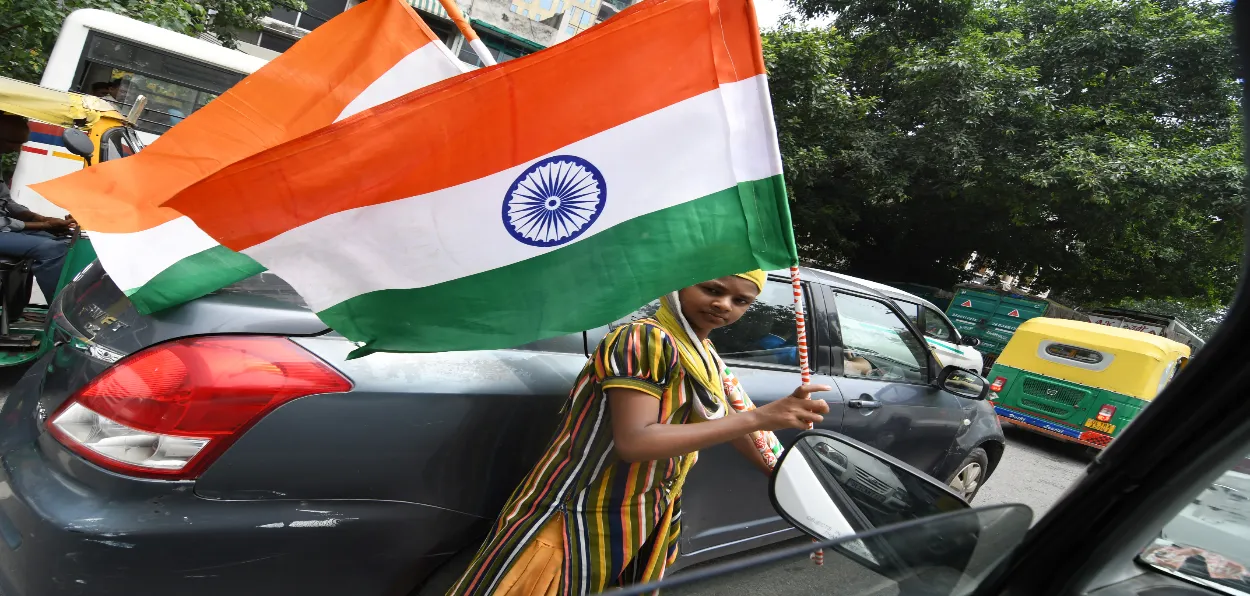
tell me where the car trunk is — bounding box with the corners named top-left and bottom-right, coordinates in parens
top-left (0, 262), bottom-right (329, 460)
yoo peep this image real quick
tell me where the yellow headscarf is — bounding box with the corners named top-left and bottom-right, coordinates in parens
top-left (734, 270), bottom-right (766, 292)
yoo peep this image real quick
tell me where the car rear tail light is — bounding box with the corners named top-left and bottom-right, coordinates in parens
top-left (1097, 404), bottom-right (1117, 422)
top-left (47, 336), bottom-right (351, 479)
top-left (989, 377), bottom-right (1007, 392)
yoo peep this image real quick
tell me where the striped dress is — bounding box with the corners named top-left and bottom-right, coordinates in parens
top-left (451, 321), bottom-right (706, 595)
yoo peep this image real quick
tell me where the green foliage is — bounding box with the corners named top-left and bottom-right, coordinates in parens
top-left (0, 0), bottom-right (303, 83)
top-left (0, 153), bottom-right (14, 182)
top-left (765, 0), bottom-right (1244, 305)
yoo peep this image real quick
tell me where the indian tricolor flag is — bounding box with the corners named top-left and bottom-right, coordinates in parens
top-left (31, 0), bottom-right (465, 314)
top-left (164, 0), bottom-right (798, 354)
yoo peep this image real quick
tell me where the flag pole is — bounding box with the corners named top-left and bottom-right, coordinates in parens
top-left (788, 266), bottom-right (812, 387)
top-left (434, 0), bottom-right (497, 66)
top-left (789, 265), bottom-right (824, 566)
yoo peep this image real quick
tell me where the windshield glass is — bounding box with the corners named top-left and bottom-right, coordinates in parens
top-left (73, 33), bottom-right (245, 134)
top-left (920, 307), bottom-right (958, 342)
top-left (214, 271), bottom-right (308, 308)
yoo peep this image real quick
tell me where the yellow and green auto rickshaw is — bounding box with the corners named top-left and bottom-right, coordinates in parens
top-left (988, 317), bottom-right (1191, 450)
top-left (0, 76), bottom-right (145, 366)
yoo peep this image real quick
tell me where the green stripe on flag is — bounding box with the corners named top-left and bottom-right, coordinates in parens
top-left (124, 246), bottom-right (266, 314)
top-left (323, 175), bottom-right (796, 355)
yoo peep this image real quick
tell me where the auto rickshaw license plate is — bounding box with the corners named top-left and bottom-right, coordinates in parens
top-left (1084, 419), bottom-right (1116, 434)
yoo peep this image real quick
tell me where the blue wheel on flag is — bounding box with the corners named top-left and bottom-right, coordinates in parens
top-left (502, 155), bottom-right (606, 247)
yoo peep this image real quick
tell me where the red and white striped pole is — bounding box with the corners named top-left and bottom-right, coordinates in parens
top-left (789, 266), bottom-right (812, 386)
top-left (789, 266), bottom-right (823, 566)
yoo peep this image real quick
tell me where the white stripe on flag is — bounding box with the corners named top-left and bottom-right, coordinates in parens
top-left (241, 75), bottom-right (781, 311)
top-left (90, 217), bottom-right (220, 293)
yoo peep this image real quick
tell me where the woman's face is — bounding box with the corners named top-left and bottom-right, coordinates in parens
top-left (678, 275), bottom-right (761, 334)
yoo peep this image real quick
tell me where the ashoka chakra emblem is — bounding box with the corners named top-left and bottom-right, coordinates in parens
top-left (502, 155), bottom-right (606, 247)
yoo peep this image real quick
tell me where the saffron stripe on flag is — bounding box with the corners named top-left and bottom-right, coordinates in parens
top-left (95, 36), bottom-right (463, 300)
top-left (237, 75), bottom-right (782, 311)
top-left (35, 0), bottom-right (462, 234)
top-left (160, 0), bottom-right (798, 354)
top-left (30, 0), bottom-right (466, 314)
top-left (162, 0), bottom-right (770, 250)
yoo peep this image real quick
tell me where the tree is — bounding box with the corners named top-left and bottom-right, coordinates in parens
top-left (765, 0), bottom-right (1244, 306)
top-left (0, 0), bottom-right (302, 83)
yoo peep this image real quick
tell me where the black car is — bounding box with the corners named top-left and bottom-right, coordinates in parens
top-left (0, 266), bottom-right (1002, 595)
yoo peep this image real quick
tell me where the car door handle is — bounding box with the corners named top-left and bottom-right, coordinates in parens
top-left (848, 397), bottom-right (882, 409)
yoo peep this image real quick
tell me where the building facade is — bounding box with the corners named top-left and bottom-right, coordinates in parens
top-left (230, 0), bottom-right (641, 64)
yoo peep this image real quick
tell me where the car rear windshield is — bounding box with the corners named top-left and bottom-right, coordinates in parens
top-left (213, 272), bottom-right (308, 309)
top-left (1045, 343), bottom-right (1104, 364)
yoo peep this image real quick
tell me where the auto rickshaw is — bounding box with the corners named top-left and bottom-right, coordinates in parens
top-left (0, 76), bottom-right (145, 366)
top-left (988, 317), bottom-right (1191, 450)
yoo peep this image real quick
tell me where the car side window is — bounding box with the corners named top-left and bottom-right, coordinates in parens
top-left (895, 300), bottom-right (920, 325)
top-left (601, 279), bottom-right (803, 367)
top-left (830, 292), bottom-right (929, 383)
top-left (709, 279), bottom-right (799, 368)
top-left (921, 307), bottom-right (957, 342)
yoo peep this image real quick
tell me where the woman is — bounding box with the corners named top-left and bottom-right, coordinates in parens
top-left (450, 271), bottom-right (831, 596)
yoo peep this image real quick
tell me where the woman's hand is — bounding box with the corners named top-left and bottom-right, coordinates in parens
top-left (749, 385), bottom-right (832, 431)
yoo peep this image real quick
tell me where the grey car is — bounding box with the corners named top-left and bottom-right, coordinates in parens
top-left (0, 265), bottom-right (1004, 595)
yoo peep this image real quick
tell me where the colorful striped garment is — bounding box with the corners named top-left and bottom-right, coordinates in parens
top-left (451, 320), bottom-right (745, 595)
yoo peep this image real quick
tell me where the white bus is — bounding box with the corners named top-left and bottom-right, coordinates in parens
top-left (11, 9), bottom-right (268, 215)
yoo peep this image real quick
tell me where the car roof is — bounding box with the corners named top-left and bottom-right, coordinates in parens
top-left (770, 267), bottom-right (891, 301)
top-left (799, 268), bottom-right (943, 312)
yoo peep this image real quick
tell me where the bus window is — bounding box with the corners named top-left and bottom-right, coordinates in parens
top-left (72, 33), bottom-right (244, 135)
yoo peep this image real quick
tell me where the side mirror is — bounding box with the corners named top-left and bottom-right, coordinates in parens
top-left (770, 432), bottom-right (978, 574)
top-left (61, 129), bottom-right (94, 162)
top-left (937, 365), bottom-right (989, 400)
top-left (960, 335), bottom-right (982, 348)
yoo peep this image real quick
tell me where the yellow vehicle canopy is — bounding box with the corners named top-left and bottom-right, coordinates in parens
top-left (997, 318), bottom-right (1192, 401)
top-left (0, 76), bottom-right (124, 128)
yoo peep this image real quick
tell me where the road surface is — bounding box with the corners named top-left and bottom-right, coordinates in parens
top-left (976, 426), bottom-right (1092, 518)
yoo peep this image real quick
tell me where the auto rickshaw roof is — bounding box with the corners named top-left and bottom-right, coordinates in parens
top-left (997, 318), bottom-right (1192, 401)
top-left (0, 76), bottom-right (125, 129)
top-left (1009, 318), bottom-right (1191, 356)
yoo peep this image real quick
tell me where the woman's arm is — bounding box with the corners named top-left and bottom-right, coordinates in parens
top-left (608, 385), bottom-right (830, 463)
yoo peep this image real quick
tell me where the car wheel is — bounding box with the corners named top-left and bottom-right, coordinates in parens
top-left (947, 447), bottom-right (989, 502)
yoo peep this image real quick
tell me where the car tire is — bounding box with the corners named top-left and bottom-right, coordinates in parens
top-left (412, 544), bottom-right (481, 596)
top-left (946, 447), bottom-right (989, 502)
